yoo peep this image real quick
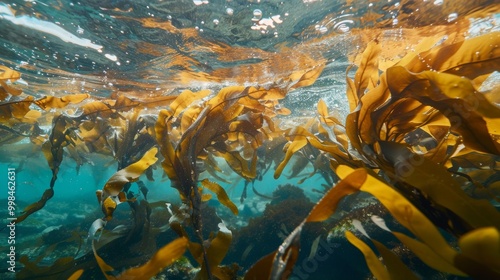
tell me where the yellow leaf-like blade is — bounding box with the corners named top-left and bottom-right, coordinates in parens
top-left (201, 179), bottom-right (238, 215)
top-left (345, 231), bottom-right (389, 280)
top-left (118, 237), bottom-right (188, 279)
top-left (92, 240), bottom-right (115, 280)
top-left (274, 129), bottom-right (307, 179)
top-left (371, 239), bottom-right (419, 280)
top-left (379, 141), bottom-right (500, 231)
top-left (290, 64), bottom-right (325, 90)
top-left (457, 227), bottom-right (500, 275)
top-left (354, 40), bottom-right (381, 95)
top-left (35, 94), bottom-right (90, 110)
top-left (170, 89), bottom-right (211, 117)
top-left (306, 168), bottom-right (367, 222)
top-left (336, 165), bottom-right (462, 275)
top-left (67, 269), bottom-right (84, 280)
top-left (392, 232), bottom-right (466, 276)
top-left (103, 147), bottom-right (158, 196)
top-left (386, 66), bottom-right (500, 154)
top-left (155, 109), bottom-right (180, 183)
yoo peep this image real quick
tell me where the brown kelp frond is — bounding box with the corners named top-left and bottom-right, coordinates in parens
top-left (92, 237), bottom-right (188, 280)
top-left (95, 146), bottom-right (158, 222)
top-left (0, 65), bottom-right (22, 98)
top-left (16, 114), bottom-right (77, 223)
top-left (254, 31), bottom-right (500, 280)
top-left (201, 179), bottom-right (239, 215)
top-left (155, 85), bottom-right (286, 279)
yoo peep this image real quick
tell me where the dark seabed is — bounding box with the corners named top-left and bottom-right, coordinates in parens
top-left (0, 0), bottom-right (499, 279)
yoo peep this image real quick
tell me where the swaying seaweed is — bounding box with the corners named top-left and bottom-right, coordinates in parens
top-left (248, 31), bottom-right (500, 279)
top-left (1, 1), bottom-right (500, 279)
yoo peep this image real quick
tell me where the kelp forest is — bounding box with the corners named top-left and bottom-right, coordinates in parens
top-left (0, 0), bottom-right (500, 279)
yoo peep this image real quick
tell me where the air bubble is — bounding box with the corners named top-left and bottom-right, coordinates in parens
top-left (433, 0), bottom-right (443, 5)
top-left (252, 9), bottom-right (262, 21)
top-left (226, 8), bottom-right (234, 15)
top-left (447, 13), bottom-right (458, 22)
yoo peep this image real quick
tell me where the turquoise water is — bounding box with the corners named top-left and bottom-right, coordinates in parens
top-left (1, 0), bottom-right (499, 279)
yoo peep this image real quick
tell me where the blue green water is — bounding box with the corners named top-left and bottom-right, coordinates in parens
top-left (1, 0), bottom-right (499, 279)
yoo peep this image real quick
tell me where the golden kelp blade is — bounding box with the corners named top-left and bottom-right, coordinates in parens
top-left (370, 239), bottom-right (419, 280)
top-left (118, 237), bottom-right (188, 279)
top-left (92, 237), bottom-right (188, 280)
top-left (246, 169), bottom-right (369, 279)
top-left (385, 66), bottom-right (500, 155)
top-left (455, 227), bottom-right (500, 278)
top-left (98, 147), bottom-right (158, 220)
top-left (345, 231), bottom-right (389, 280)
top-left (34, 93), bottom-right (90, 110)
top-left (67, 269), bottom-right (84, 280)
top-left (306, 168), bottom-right (367, 222)
top-left (273, 129), bottom-right (307, 179)
top-left (336, 165), bottom-right (467, 276)
top-left (0, 65), bottom-right (22, 96)
top-left (201, 179), bottom-right (238, 215)
top-left (102, 147), bottom-right (158, 197)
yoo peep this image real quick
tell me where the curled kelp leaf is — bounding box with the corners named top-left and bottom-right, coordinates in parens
top-left (345, 231), bottom-right (390, 280)
top-left (201, 179), bottom-right (238, 215)
top-left (385, 66), bottom-right (500, 155)
top-left (92, 237), bottom-right (188, 280)
top-left (0, 96), bottom-right (35, 122)
top-left (155, 85), bottom-right (278, 279)
top-left (378, 141), bottom-right (500, 232)
top-left (97, 147), bottom-right (158, 220)
top-left (0, 65), bottom-right (22, 97)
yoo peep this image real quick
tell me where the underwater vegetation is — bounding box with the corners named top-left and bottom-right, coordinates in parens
top-left (1, 0), bottom-right (500, 279)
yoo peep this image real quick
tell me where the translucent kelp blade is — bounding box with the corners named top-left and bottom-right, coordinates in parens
top-left (371, 239), bottom-right (419, 280)
top-left (0, 96), bottom-right (34, 121)
top-left (103, 147), bottom-right (158, 197)
top-left (244, 251), bottom-right (275, 280)
top-left (0, 65), bottom-right (22, 97)
top-left (353, 40), bottom-right (381, 97)
top-left (170, 89), bottom-right (211, 117)
top-left (273, 129), bottom-right (307, 179)
top-left (336, 165), bottom-right (463, 275)
top-left (345, 231), bottom-right (389, 280)
top-left (155, 109), bottom-right (180, 183)
top-left (201, 179), bottom-right (238, 215)
top-left (456, 227), bottom-right (500, 277)
top-left (407, 32), bottom-right (500, 78)
top-left (34, 93), bottom-right (90, 110)
top-left (92, 240), bottom-right (115, 280)
top-left (201, 222), bottom-right (234, 280)
top-left (99, 147), bottom-right (158, 220)
top-left (306, 168), bottom-right (367, 222)
top-left (92, 237), bottom-right (188, 280)
top-left (68, 269), bottom-right (84, 280)
top-left (289, 64), bottom-right (325, 90)
top-left (246, 169), bottom-right (368, 279)
top-left (379, 141), bottom-right (500, 231)
top-left (391, 231), bottom-right (466, 275)
top-left (118, 237), bottom-right (188, 279)
top-left (386, 66), bottom-right (500, 154)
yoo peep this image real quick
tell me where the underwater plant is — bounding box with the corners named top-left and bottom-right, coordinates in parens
top-left (1, 1), bottom-right (500, 280)
top-left (248, 31), bottom-right (500, 279)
